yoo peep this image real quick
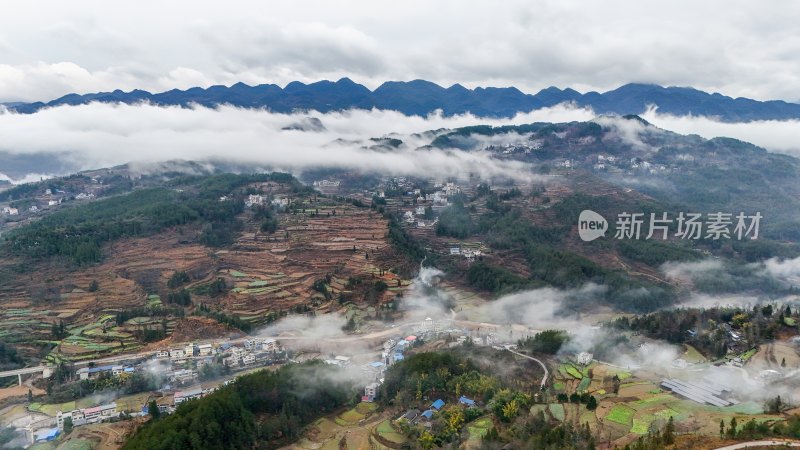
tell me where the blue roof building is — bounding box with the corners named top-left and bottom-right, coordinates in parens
top-left (431, 399), bottom-right (445, 410)
top-left (87, 365), bottom-right (115, 374)
top-left (459, 396), bottom-right (476, 406)
top-left (420, 409), bottom-right (434, 419)
top-left (34, 428), bottom-right (60, 442)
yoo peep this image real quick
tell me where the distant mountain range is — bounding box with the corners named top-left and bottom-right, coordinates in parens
top-left (6, 79), bottom-right (800, 121)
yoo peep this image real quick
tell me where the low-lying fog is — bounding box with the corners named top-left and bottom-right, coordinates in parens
top-left (2, 101), bottom-right (800, 183)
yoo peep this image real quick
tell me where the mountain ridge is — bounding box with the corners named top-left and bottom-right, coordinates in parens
top-left (7, 79), bottom-right (800, 121)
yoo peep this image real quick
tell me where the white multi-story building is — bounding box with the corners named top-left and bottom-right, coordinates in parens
top-left (198, 344), bottom-right (213, 356)
top-left (169, 348), bottom-right (186, 360)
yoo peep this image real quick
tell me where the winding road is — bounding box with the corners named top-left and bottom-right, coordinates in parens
top-left (506, 348), bottom-right (549, 389)
top-left (712, 440), bottom-right (800, 449)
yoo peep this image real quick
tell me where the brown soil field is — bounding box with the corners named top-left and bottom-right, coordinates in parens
top-left (0, 186), bottom-right (411, 363)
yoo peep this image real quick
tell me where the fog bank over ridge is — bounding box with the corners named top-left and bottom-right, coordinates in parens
top-left (2, 100), bottom-right (800, 183)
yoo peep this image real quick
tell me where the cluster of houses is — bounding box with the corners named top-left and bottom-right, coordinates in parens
top-left (56, 402), bottom-right (118, 430)
top-left (403, 207), bottom-right (436, 227)
top-left (312, 179), bottom-right (341, 194)
top-left (360, 320), bottom-right (457, 403)
top-left (486, 142), bottom-right (538, 155)
top-left (396, 181), bottom-right (465, 228)
top-left (588, 154), bottom-right (670, 175)
top-left (222, 338), bottom-right (282, 368)
top-left (226, 193), bottom-right (289, 209)
top-left (398, 396), bottom-right (478, 426)
top-left (156, 338), bottom-right (284, 372)
top-left (156, 342), bottom-right (215, 360)
top-left (245, 194), bottom-right (268, 207)
top-left (1, 188), bottom-right (97, 218)
top-left (77, 364), bottom-right (135, 380)
top-left (448, 245), bottom-right (483, 261)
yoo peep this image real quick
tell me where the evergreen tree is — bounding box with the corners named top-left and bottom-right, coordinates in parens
top-left (148, 400), bottom-right (160, 419)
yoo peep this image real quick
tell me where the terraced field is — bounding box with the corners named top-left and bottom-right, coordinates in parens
top-left (0, 184), bottom-right (412, 364)
top-left (548, 360), bottom-right (788, 447)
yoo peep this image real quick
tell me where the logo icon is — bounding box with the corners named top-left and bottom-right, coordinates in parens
top-left (578, 210), bottom-right (607, 242)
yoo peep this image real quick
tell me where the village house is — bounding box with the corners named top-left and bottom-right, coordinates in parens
top-left (170, 369), bottom-right (198, 384)
top-left (174, 388), bottom-right (204, 406)
top-left (57, 403), bottom-right (117, 428)
top-left (271, 196), bottom-right (289, 208)
top-left (169, 348), bottom-right (186, 360)
top-left (76, 364), bottom-right (133, 381)
top-left (363, 382), bottom-right (379, 402)
top-left (261, 338), bottom-right (277, 352)
top-left (245, 194), bottom-right (267, 207)
top-left (197, 343), bottom-right (213, 356)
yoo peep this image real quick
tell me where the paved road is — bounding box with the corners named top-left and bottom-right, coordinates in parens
top-left (713, 440), bottom-right (800, 449)
top-left (506, 348), bottom-right (549, 389)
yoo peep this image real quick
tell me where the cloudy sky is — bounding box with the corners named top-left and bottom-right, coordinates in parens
top-left (1, 0), bottom-right (799, 103)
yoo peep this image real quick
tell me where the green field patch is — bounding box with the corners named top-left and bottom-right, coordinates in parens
top-left (338, 408), bottom-right (365, 423)
top-left (563, 365), bottom-right (583, 379)
top-left (577, 377), bottom-right (591, 392)
top-left (126, 317), bottom-right (155, 325)
top-left (548, 403), bottom-right (565, 422)
top-left (146, 294), bottom-right (162, 307)
top-left (631, 394), bottom-right (673, 409)
top-left (726, 401), bottom-right (764, 414)
top-left (553, 382), bottom-right (565, 391)
top-left (39, 400), bottom-right (77, 416)
top-left (785, 317), bottom-right (797, 326)
top-left (377, 420), bottom-right (406, 444)
top-left (249, 280), bottom-right (269, 287)
top-left (466, 417), bottom-right (492, 442)
top-left (229, 270), bottom-right (248, 277)
top-left (355, 402), bottom-right (377, 414)
top-left (741, 348), bottom-right (758, 361)
top-left (57, 439), bottom-right (95, 450)
top-left (606, 404), bottom-right (635, 426)
top-left (631, 415), bottom-right (654, 434)
top-left (654, 407), bottom-right (684, 421)
top-left (616, 371), bottom-right (632, 380)
top-left (530, 404), bottom-right (548, 415)
top-left (28, 443), bottom-right (55, 450)
top-left (244, 287), bottom-right (272, 294)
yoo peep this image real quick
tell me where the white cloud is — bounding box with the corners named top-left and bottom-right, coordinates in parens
top-left (661, 259), bottom-right (724, 283)
top-left (643, 108), bottom-right (800, 157)
top-left (0, 101), bottom-right (593, 179)
top-left (0, 0), bottom-right (799, 102)
top-left (759, 256), bottom-right (800, 282)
